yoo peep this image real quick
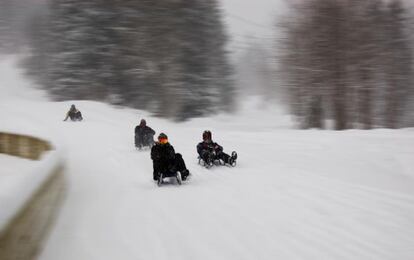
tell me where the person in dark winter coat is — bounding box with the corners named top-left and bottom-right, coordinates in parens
top-left (197, 130), bottom-right (237, 166)
top-left (135, 119), bottom-right (155, 148)
top-left (63, 104), bottom-right (83, 121)
top-left (151, 133), bottom-right (190, 181)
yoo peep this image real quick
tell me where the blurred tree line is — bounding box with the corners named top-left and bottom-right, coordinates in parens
top-left (0, 0), bottom-right (233, 120)
top-left (279, 0), bottom-right (414, 129)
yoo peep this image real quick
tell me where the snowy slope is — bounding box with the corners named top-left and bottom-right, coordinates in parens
top-left (1, 57), bottom-right (414, 259)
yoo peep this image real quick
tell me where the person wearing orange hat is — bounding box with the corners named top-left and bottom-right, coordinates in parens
top-left (151, 133), bottom-right (190, 181)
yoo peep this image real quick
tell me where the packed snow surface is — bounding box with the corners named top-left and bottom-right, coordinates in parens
top-left (1, 57), bottom-right (414, 259)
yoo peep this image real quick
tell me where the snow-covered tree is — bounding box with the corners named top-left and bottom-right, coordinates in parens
top-left (24, 0), bottom-right (233, 120)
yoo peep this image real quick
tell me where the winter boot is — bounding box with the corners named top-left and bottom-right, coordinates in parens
top-left (229, 151), bottom-right (237, 166)
top-left (181, 169), bottom-right (190, 181)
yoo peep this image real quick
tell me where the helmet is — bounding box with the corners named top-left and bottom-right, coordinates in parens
top-left (158, 133), bottom-right (168, 144)
top-left (203, 130), bottom-right (212, 142)
top-left (71, 104), bottom-right (76, 109)
top-left (140, 119), bottom-right (146, 126)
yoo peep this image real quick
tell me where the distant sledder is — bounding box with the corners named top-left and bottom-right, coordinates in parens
top-left (197, 130), bottom-right (237, 168)
top-left (135, 119), bottom-right (155, 150)
top-left (63, 104), bottom-right (83, 121)
top-left (151, 133), bottom-right (190, 186)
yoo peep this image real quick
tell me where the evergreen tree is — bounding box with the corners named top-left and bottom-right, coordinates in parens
top-left (24, 0), bottom-right (233, 120)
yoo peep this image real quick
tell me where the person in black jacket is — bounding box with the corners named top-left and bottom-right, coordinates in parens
top-left (63, 104), bottom-right (83, 121)
top-left (151, 133), bottom-right (190, 181)
top-left (135, 119), bottom-right (155, 149)
top-left (197, 130), bottom-right (237, 166)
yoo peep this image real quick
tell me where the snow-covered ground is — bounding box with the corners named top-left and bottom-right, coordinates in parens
top-left (0, 154), bottom-right (38, 177)
top-left (0, 151), bottom-right (62, 232)
top-left (1, 56), bottom-right (414, 259)
top-left (0, 154), bottom-right (39, 229)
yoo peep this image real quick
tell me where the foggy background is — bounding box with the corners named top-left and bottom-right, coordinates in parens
top-left (2, 2), bottom-right (414, 259)
top-left (0, 0), bottom-right (413, 128)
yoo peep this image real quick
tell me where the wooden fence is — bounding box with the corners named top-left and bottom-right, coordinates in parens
top-left (0, 133), bottom-right (52, 160)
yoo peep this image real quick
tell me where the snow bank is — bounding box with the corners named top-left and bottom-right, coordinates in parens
top-left (0, 147), bottom-right (64, 234)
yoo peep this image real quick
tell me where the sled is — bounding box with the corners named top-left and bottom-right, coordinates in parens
top-left (157, 171), bottom-right (182, 186)
top-left (198, 156), bottom-right (225, 168)
top-left (198, 151), bottom-right (237, 168)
